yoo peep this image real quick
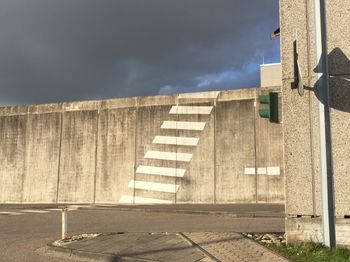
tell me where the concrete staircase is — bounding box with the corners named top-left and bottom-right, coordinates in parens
top-left (119, 102), bottom-right (215, 204)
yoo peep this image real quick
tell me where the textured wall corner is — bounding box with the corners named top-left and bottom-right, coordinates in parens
top-left (281, 0), bottom-right (350, 237)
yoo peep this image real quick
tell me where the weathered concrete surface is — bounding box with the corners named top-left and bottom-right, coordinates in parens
top-left (215, 100), bottom-right (256, 203)
top-left (22, 113), bottom-right (61, 203)
top-left (0, 88), bottom-right (283, 204)
top-left (95, 108), bottom-right (136, 203)
top-left (135, 105), bottom-right (176, 202)
top-left (57, 111), bottom-right (98, 203)
top-left (176, 102), bottom-right (215, 203)
top-left (256, 88), bottom-right (284, 203)
top-left (0, 115), bottom-right (27, 203)
top-left (280, 0), bottom-right (350, 245)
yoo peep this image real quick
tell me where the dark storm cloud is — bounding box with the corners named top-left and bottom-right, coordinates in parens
top-left (0, 0), bottom-right (280, 106)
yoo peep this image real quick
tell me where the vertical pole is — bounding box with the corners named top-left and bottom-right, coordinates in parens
top-left (61, 208), bottom-right (67, 240)
top-left (314, 0), bottom-right (336, 247)
top-left (254, 94), bottom-right (258, 203)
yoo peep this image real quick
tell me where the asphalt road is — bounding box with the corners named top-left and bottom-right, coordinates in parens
top-left (0, 205), bottom-right (285, 262)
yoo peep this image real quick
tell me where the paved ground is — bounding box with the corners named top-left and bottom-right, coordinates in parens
top-left (0, 204), bottom-right (285, 261)
top-left (49, 232), bottom-right (209, 261)
top-left (47, 232), bottom-right (288, 261)
top-left (184, 232), bottom-right (288, 262)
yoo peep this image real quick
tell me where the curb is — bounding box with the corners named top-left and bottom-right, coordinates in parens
top-left (0, 204), bottom-right (90, 209)
top-left (46, 243), bottom-right (116, 262)
top-left (93, 206), bottom-right (285, 218)
top-left (45, 242), bottom-right (154, 262)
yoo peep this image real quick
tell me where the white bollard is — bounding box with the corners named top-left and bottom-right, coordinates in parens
top-left (61, 208), bottom-right (67, 239)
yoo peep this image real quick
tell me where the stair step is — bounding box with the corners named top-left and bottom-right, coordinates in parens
top-left (128, 180), bottom-right (179, 193)
top-left (136, 165), bottom-right (186, 177)
top-left (161, 121), bottom-right (206, 131)
top-left (152, 136), bottom-right (199, 146)
top-left (169, 106), bottom-right (213, 115)
top-left (144, 150), bottom-right (192, 162)
top-left (119, 195), bottom-right (173, 204)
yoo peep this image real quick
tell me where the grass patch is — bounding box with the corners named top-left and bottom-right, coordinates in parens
top-left (265, 242), bottom-right (350, 262)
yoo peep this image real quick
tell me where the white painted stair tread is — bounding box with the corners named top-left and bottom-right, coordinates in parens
top-left (169, 106), bottom-right (213, 115)
top-left (136, 165), bottom-right (186, 177)
top-left (161, 121), bottom-right (206, 131)
top-left (152, 136), bottom-right (199, 146)
top-left (144, 150), bottom-right (192, 162)
top-left (128, 180), bottom-right (179, 193)
top-left (119, 195), bottom-right (173, 204)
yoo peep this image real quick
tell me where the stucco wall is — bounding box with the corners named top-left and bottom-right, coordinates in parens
top-left (280, 0), bottom-right (350, 244)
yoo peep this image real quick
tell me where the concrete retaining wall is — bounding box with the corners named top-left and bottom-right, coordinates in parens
top-left (0, 88), bottom-right (283, 204)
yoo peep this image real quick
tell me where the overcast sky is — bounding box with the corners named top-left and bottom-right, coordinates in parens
top-left (0, 0), bottom-right (280, 106)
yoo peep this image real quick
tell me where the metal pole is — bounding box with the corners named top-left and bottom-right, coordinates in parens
top-left (61, 208), bottom-right (67, 240)
top-left (314, 0), bottom-right (336, 247)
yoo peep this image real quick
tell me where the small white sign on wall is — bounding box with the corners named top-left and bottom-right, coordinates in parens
top-left (244, 167), bottom-right (256, 175)
top-left (267, 166), bottom-right (280, 176)
top-left (257, 167), bottom-right (267, 175)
